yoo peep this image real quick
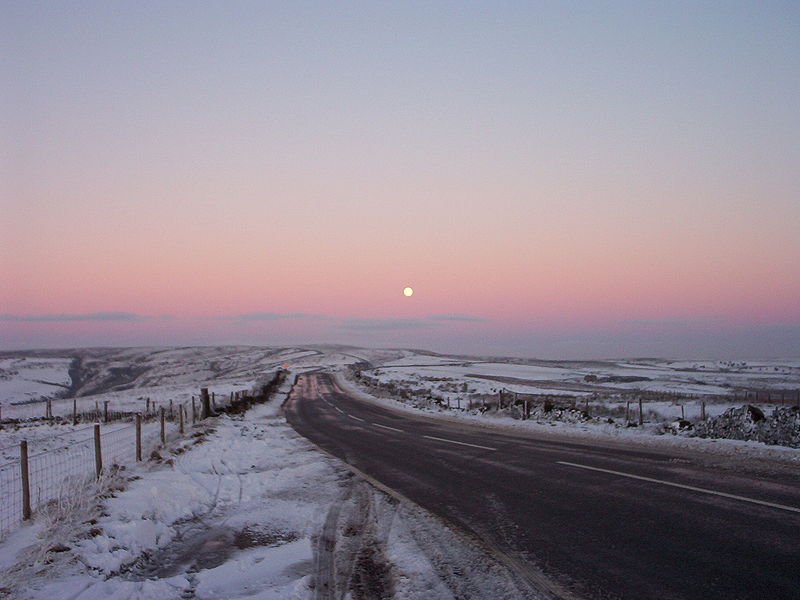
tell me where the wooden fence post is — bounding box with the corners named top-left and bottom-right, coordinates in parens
top-left (20, 441), bottom-right (31, 521)
top-left (72, 398), bottom-right (77, 425)
top-left (638, 398), bottom-right (644, 425)
top-left (179, 404), bottom-right (185, 435)
top-left (160, 407), bottom-right (166, 445)
top-left (192, 397), bottom-right (197, 423)
top-left (201, 389), bottom-right (211, 419)
top-left (135, 414), bottom-right (142, 461)
top-left (103, 401), bottom-right (109, 423)
top-left (169, 399), bottom-right (174, 420)
top-left (680, 405), bottom-right (685, 420)
top-left (625, 401), bottom-right (630, 424)
top-left (211, 392), bottom-right (216, 412)
top-left (146, 398), bottom-right (150, 414)
top-left (94, 424), bottom-right (102, 479)
top-left (701, 401), bottom-right (706, 421)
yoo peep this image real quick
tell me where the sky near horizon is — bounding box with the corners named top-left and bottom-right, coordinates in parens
top-left (2, 1), bottom-right (799, 358)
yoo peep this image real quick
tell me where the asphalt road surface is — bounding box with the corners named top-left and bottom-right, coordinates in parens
top-left (284, 372), bottom-right (800, 600)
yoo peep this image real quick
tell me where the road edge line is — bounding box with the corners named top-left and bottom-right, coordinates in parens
top-left (557, 461), bottom-right (800, 513)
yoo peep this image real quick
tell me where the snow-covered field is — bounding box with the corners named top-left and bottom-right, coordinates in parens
top-left (355, 353), bottom-right (800, 427)
top-left (372, 354), bottom-right (800, 398)
top-left (0, 358), bottom-right (72, 407)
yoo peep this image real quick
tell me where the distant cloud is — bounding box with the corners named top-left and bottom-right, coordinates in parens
top-left (339, 317), bottom-right (433, 331)
top-left (619, 316), bottom-right (727, 327)
top-left (228, 312), bottom-right (326, 321)
top-left (427, 313), bottom-right (487, 322)
top-left (0, 312), bottom-right (148, 322)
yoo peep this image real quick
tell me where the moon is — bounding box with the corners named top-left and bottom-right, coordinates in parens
top-left (403, 286), bottom-right (414, 297)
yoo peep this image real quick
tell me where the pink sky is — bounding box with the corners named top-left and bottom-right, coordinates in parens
top-left (2, 3), bottom-right (799, 357)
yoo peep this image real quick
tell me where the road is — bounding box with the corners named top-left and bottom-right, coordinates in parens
top-left (284, 372), bottom-right (800, 600)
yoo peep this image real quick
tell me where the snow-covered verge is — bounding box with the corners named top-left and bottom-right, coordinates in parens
top-left (0, 373), bottom-right (544, 600)
top-left (335, 371), bottom-right (800, 468)
top-left (0, 379), bottom-right (338, 600)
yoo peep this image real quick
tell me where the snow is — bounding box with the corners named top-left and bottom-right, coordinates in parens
top-left (0, 376), bottom-right (345, 599)
top-left (0, 346), bottom-right (798, 599)
top-left (0, 358), bottom-right (72, 406)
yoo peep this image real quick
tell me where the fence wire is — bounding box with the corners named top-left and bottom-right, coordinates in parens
top-left (27, 437), bottom-right (95, 518)
top-left (0, 460), bottom-right (22, 537)
top-left (0, 378), bottom-right (280, 541)
top-left (0, 416), bottom-right (182, 540)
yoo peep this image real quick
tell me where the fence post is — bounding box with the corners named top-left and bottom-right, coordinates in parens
top-left (638, 398), bottom-right (644, 425)
top-left (192, 397), bottom-right (197, 423)
top-left (146, 398), bottom-right (150, 414)
top-left (103, 401), bottom-right (109, 423)
top-left (160, 407), bottom-right (166, 445)
top-left (211, 392), bottom-right (216, 412)
top-left (169, 399), bottom-right (174, 420)
top-left (94, 424), bottom-right (102, 479)
top-left (20, 441), bottom-right (31, 521)
top-left (72, 398), bottom-right (77, 425)
top-left (135, 414), bottom-right (142, 461)
top-left (201, 388), bottom-right (211, 419)
top-left (179, 404), bottom-right (185, 435)
top-left (625, 401), bottom-right (630, 424)
top-left (701, 401), bottom-right (706, 421)
top-left (680, 405), bottom-right (685, 420)
top-left (46, 399), bottom-right (52, 420)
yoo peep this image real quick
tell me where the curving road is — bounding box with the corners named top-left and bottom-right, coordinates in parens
top-left (284, 372), bottom-right (800, 600)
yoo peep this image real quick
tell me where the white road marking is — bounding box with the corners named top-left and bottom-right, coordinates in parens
top-left (348, 414), bottom-right (365, 422)
top-left (372, 423), bottom-right (404, 433)
top-left (557, 461), bottom-right (800, 514)
top-left (423, 435), bottom-right (496, 451)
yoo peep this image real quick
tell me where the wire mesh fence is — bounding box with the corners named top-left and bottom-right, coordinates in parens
top-left (0, 413), bottom-right (180, 540)
top-left (0, 372), bottom-right (284, 541)
top-left (0, 460), bottom-right (22, 538)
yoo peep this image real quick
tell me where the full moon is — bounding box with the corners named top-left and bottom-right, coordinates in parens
top-left (403, 286), bottom-right (414, 297)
